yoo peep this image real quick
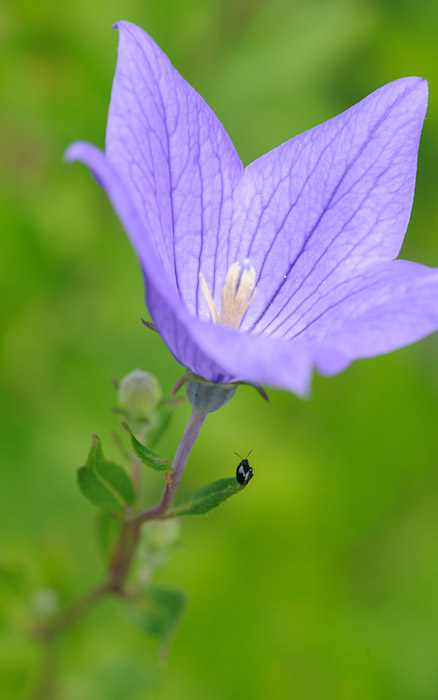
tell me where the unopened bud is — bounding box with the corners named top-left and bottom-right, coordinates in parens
top-left (32, 588), bottom-right (59, 615)
top-left (117, 369), bottom-right (162, 422)
top-left (143, 519), bottom-right (181, 552)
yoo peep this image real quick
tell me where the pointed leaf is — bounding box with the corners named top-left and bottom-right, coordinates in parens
top-left (145, 403), bottom-right (180, 448)
top-left (96, 512), bottom-right (122, 561)
top-left (122, 423), bottom-right (171, 471)
top-left (77, 435), bottom-right (136, 511)
top-left (125, 585), bottom-right (186, 658)
top-left (170, 477), bottom-right (247, 517)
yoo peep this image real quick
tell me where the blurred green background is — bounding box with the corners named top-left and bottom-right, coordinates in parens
top-left (1, 0), bottom-right (438, 698)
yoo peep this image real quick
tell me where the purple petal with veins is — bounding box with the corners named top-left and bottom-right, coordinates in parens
top-left (65, 21), bottom-right (437, 397)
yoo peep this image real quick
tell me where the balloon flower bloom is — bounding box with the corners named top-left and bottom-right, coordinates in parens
top-left (66, 21), bottom-right (438, 397)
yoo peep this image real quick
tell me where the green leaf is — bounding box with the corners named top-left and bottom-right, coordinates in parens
top-left (122, 423), bottom-right (171, 472)
top-left (0, 563), bottom-right (27, 595)
top-left (144, 404), bottom-right (175, 448)
top-left (125, 585), bottom-right (186, 658)
top-left (96, 512), bottom-right (122, 561)
top-left (77, 435), bottom-right (136, 511)
top-left (170, 477), bottom-right (246, 517)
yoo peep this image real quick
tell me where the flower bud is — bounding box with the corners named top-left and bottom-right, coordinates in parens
top-left (143, 519), bottom-right (181, 552)
top-left (32, 588), bottom-right (59, 615)
top-left (117, 369), bottom-right (162, 422)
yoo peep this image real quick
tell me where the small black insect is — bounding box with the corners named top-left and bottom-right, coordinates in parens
top-left (235, 451), bottom-right (254, 485)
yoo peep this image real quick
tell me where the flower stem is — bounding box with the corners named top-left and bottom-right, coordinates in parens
top-left (135, 407), bottom-right (207, 522)
top-left (32, 407), bottom-right (207, 646)
top-left (36, 582), bottom-right (111, 643)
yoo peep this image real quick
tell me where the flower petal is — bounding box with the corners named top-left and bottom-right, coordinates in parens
top-left (147, 276), bottom-right (314, 396)
top-left (106, 21), bottom-right (243, 319)
top-left (66, 26), bottom-right (433, 399)
top-left (233, 78), bottom-right (428, 337)
top-left (65, 141), bottom-right (314, 396)
top-left (290, 260), bottom-right (438, 374)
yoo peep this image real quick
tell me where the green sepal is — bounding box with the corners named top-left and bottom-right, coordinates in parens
top-left (122, 423), bottom-right (171, 472)
top-left (77, 435), bottom-right (136, 511)
top-left (169, 477), bottom-right (247, 517)
top-left (144, 406), bottom-right (172, 448)
top-left (145, 400), bottom-right (183, 448)
top-left (125, 585), bottom-right (186, 658)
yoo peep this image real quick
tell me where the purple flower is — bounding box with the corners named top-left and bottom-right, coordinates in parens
top-left (66, 21), bottom-right (438, 397)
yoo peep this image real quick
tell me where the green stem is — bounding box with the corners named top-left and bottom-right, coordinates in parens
top-left (36, 582), bottom-right (111, 643)
top-left (28, 639), bottom-right (59, 700)
top-left (33, 407), bottom-right (207, 644)
top-left (134, 408), bottom-right (207, 523)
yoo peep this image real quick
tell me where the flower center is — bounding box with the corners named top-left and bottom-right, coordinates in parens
top-left (199, 259), bottom-right (257, 330)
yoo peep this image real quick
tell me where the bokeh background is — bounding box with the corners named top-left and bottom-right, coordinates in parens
top-left (1, 0), bottom-right (438, 698)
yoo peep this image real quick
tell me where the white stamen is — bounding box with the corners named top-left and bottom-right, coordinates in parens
top-left (199, 260), bottom-right (257, 330)
top-left (199, 273), bottom-right (219, 324)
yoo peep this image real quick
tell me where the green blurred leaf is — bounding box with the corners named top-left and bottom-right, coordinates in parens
top-left (77, 435), bottom-right (136, 511)
top-left (96, 512), bottom-right (122, 561)
top-left (170, 478), bottom-right (246, 517)
top-left (145, 403), bottom-right (177, 448)
top-left (126, 585), bottom-right (186, 656)
top-left (0, 563), bottom-right (27, 595)
top-left (122, 423), bottom-right (171, 472)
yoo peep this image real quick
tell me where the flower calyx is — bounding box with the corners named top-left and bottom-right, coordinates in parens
top-left (172, 371), bottom-right (269, 413)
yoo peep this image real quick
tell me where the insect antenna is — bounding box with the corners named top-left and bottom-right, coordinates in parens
top-left (234, 450), bottom-right (253, 460)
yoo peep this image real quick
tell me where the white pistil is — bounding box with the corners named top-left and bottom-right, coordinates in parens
top-left (199, 259), bottom-right (257, 330)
